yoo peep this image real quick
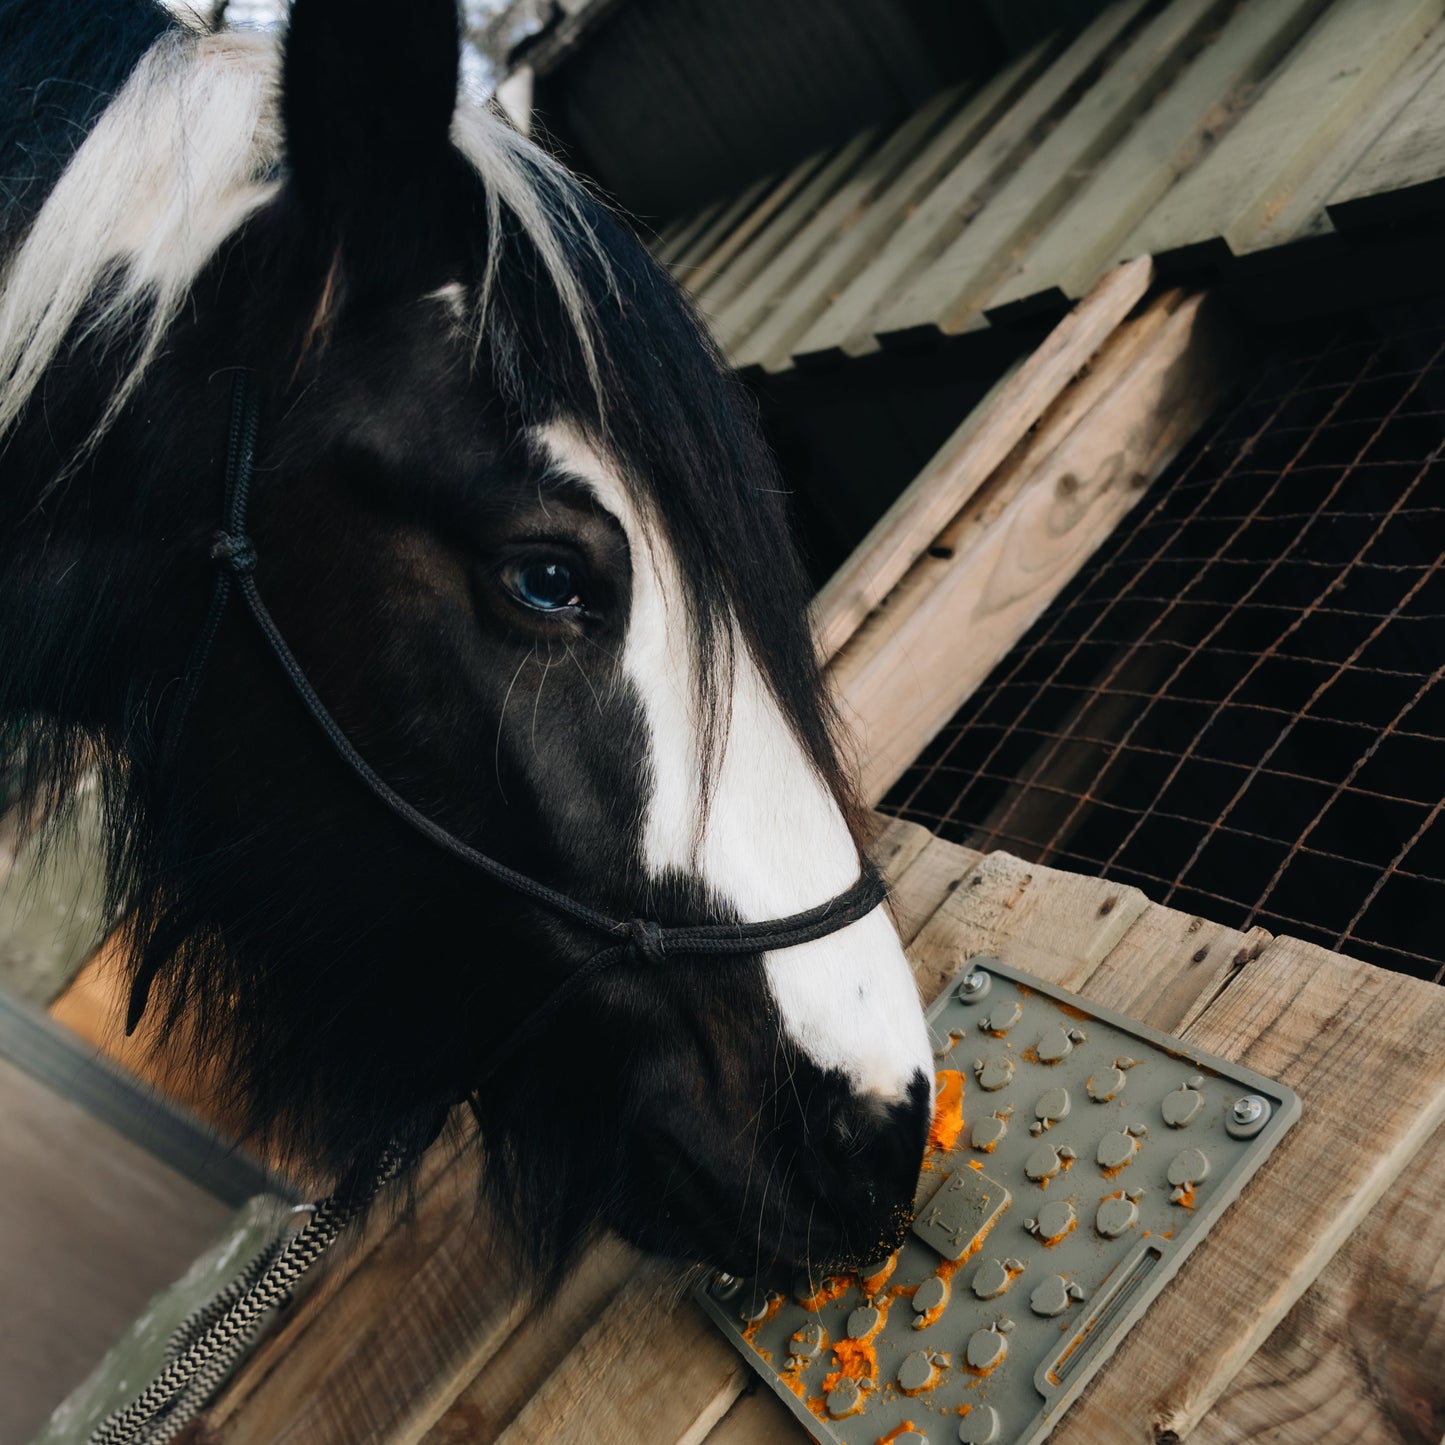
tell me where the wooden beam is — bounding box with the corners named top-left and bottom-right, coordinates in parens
top-left (811, 255), bottom-right (1152, 663)
top-left (420, 1238), bottom-right (640, 1445)
top-left (1195, 1120), bottom-right (1445, 1444)
top-left (875, 0), bottom-right (1231, 345)
top-left (694, 133), bottom-right (880, 325)
top-left (708, 85), bottom-right (970, 358)
top-left (654, 199), bottom-right (729, 268)
top-left (1329, 21), bottom-right (1445, 228)
top-left (679, 152), bottom-right (833, 299)
top-left (1054, 935), bottom-right (1445, 1444)
top-left (791, 0), bottom-right (1150, 364)
top-left (667, 174), bottom-right (777, 282)
top-left (1122, 0), bottom-right (1445, 262)
top-left (832, 288), bottom-right (1230, 805)
top-left (206, 1156), bottom-right (536, 1445)
top-left (985, 0), bottom-right (1333, 316)
top-left (727, 50), bottom-right (1054, 371)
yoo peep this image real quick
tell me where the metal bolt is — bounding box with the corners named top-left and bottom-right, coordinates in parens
top-left (1226, 1093), bottom-right (1271, 1139)
top-left (956, 968), bottom-right (991, 1002)
top-left (709, 1272), bottom-right (743, 1301)
top-left (1232, 1095), bottom-right (1265, 1125)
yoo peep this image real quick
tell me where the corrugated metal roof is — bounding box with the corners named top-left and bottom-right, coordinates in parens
top-left (658, 0), bottom-right (1445, 372)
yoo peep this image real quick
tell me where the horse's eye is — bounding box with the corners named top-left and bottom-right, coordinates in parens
top-left (505, 559), bottom-right (583, 613)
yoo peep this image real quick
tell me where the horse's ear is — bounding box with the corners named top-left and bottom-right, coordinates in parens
top-left (282, 0), bottom-right (461, 253)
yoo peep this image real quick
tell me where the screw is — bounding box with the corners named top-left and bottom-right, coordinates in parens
top-left (957, 968), bottom-right (991, 1002)
top-left (1232, 1095), bottom-right (1265, 1125)
top-left (1226, 1093), bottom-right (1271, 1138)
top-left (709, 1272), bottom-right (743, 1301)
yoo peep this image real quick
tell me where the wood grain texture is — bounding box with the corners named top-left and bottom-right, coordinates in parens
top-left (888, 837), bottom-right (984, 949)
top-left (834, 290), bottom-right (1230, 803)
top-left (678, 152), bottom-right (831, 298)
top-left (791, 0), bottom-right (1150, 364)
top-left (420, 1238), bottom-right (640, 1445)
top-left (729, 50), bottom-right (1052, 371)
top-left (206, 1157), bottom-right (527, 1445)
top-left (986, 0), bottom-right (1333, 313)
top-left (668, 174), bottom-right (776, 281)
top-left (877, 0), bottom-right (1230, 343)
top-left (1197, 1120), bottom-right (1445, 1445)
top-left (655, 199), bottom-right (728, 268)
top-left (811, 255), bottom-right (1152, 662)
top-left (867, 814), bottom-right (936, 885)
top-left (1328, 19), bottom-right (1445, 227)
top-left (708, 86), bottom-right (967, 358)
top-left (1054, 935), bottom-right (1445, 1444)
top-left (1123, 0), bottom-right (1445, 260)
top-left (906, 848), bottom-right (1148, 1003)
top-left (694, 133), bottom-right (880, 324)
top-left (491, 1272), bottom-right (748, 1445)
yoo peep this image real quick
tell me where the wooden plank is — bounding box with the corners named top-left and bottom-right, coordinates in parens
top-left (867, 813), bottom-right (936, 883)
top-left (680, 151), bottom-right (832, 299)
top-left (1054, 936), bottom-right (1445, 1445)
top-left (811, 255), bottom-right (1153, 662)
top-left (655, 199), bottom-right (729, 267)
top-left (668, 174), bottom-right (778, 282)
top-left (986, 0), bottom-right (1333, 315)
top-left (207, 1157), bottom-right (527, 1445)
top-left (420, 1238), bottom-right (640, 1445)
top-left (700, 1386), bottom-right (799, 1445)
top-left (709, 85), bottom-right (969, 358)
top-left (492, 1272), bottom-right (748, 1445)
top-left (694, 132), bottom-right (881, 326)
top-left (1329, 22), bottom-right (1445, 227)
top-left (1196, 1120), bottom-right (1445, 1445)
top-left (1259, 18), bottom-right (1445, 248)
top-left (728, 51), bottom-right (1053, 371)
top-left (1123, 0), bottom-right (1445, 261)
top-left (906, 848), bottom-right (1150, 1004)
top-left (875, 0), bottom-right (1231, 345)
top-left (793, 0), bottom-right (1150, 364)
top-left (833, 290), bottom-right (1230, 804)
top-left (888, 836), bottom-right (984, 948)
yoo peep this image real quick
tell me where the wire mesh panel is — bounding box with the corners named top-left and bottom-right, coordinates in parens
top-left (881, 305), bottom-right (1445, 983)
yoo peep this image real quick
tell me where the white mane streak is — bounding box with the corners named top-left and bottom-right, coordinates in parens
top-left (0, 22), bottom-right (606, 450)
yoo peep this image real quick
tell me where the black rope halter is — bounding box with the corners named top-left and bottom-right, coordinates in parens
top-left (95, 369), bottom-right (886, 1444)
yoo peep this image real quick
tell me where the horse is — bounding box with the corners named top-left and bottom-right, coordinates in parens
top-left (0, 0), bottom-right (932, 1286)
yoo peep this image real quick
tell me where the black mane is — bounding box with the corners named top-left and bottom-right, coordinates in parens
top-left (0, 0), bottom-right (168, 239)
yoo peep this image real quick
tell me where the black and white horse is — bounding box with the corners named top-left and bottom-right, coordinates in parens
top-left (0, 0), bottom-right (931, 1282)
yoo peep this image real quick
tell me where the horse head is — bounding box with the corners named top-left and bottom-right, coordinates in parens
top-left (0, 0), bottom-right (932, 1283)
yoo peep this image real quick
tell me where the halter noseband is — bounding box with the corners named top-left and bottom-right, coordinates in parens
top-left (150, 369), bottom-right (888, 1081)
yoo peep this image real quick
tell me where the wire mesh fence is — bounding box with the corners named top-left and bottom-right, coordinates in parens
top-left (881, 303), bottom-right (1445, 983)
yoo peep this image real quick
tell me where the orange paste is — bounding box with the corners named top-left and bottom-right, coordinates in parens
top-left (928, 1069), bottom-right (966, 1153)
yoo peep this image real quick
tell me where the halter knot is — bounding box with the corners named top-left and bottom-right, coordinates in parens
top-left (210, 529), bottom-right (257, 574)
top-left (626, 918), bottom-right (667, 966)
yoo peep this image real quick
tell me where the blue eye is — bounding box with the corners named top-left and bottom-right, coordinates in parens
top-left (507, 559), bottom-right (582, 613)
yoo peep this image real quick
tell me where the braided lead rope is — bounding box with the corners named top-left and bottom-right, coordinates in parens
top-left (86, 1148), bottom-right (405, 1445)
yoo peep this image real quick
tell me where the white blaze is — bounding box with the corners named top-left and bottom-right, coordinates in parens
top-left (539, 424), bottom-right (931, 1101)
